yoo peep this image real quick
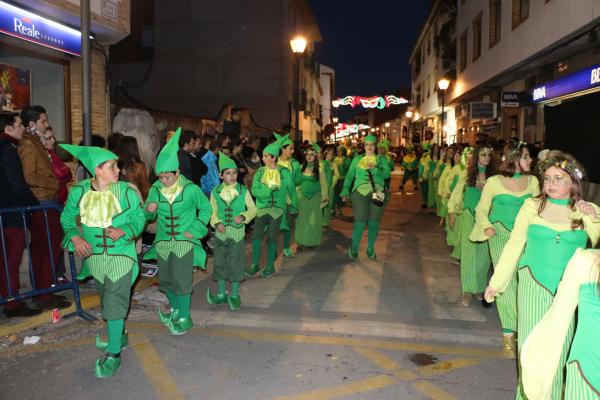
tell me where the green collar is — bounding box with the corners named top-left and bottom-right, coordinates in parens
top-left (548, 197), bottom-right (570, 206)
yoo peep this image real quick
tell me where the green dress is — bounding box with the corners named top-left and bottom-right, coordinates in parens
top-left (418, 155), bottom-right (431, 205)
top-left (295, 165), bottom-right (328, 247)
top-left (489, 199), bottom-right (600, 399)
top-left (427, 158), bottom-right (440, 209)
top-left (321, 159), bottom-right (334, 227)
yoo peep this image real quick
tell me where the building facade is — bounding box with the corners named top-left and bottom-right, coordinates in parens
top-left (0, 0), bottom-right (131, 144)
top-left (110, 0), bottom-right (323, 141)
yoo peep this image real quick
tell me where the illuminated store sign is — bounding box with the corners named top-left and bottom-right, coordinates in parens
top-left (532, 63), bottom-right (600, 103)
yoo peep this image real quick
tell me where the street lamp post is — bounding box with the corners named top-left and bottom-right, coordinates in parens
top-left (437, 78), bottom-right (450, 146)
top-left (290, 37), bottom-right (307, 143)
top-left (385, 122), bottom-right (390, 138)
top-left (405, 110), bottom-right (413, 145)
top-left (332, 117), bottom-right (339, 143)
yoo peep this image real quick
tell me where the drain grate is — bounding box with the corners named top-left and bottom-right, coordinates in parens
top-left (408, 353), bottom-right (438, 366)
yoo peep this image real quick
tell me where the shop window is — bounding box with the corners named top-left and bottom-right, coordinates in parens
top-left (459, 29), bottom-right (468, 72)
top-left (0, 47), bottom-right (68, 142)
top-left (473, 11), bottom-right (483, 62)
top-left (489, 0), bottom-right (502, 48)
top-left (512, 0), bottom-right (529, 30)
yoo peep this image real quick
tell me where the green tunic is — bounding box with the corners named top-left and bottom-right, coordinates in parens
top-left (295, 166), bottom-right (328, 247)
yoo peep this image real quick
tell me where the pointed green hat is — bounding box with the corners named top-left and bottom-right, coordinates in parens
top-left (377, 139), bottom-right (390, 150)
top-left (273, 132), bottom-right (293, 147)
top-left (59, 144), bottom-right (117, 177)
top-left (364, 134), bottom-right (377, 143)
top-left (156, 127), bottom-right (181, 173)
top-left (218, 151), bottom-right (237, 172)
top-left (263, 139), bottom-right (282, 157)
top-left (308, 143), bottom-right (321, 153)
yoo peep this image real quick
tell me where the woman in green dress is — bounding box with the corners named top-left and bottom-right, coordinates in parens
top-left (321, 146), bottom-right (338, 228)
top-left (295, 144), bottom-right (329, 248)
top-left (427, 144), bottom-right (441, 211)
top-left (521, 248), bottom-right (600, 400)
top-left (436, 146), bottom-right (455, 225)
top-left (341, 135), bottom-right (391, 260)
top-left (448, 145), bottom-right (495, 307)
top-left (441, 148), bottom-right (464, 258)
top-left (60, 144), bottom-right (146, 378)
top-left (472, 142), bottom-right (539, 359)
top-left (485, 150), bottom-right (600, 398)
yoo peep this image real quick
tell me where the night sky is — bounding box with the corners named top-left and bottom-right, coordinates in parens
top-left (309, 0), bottom-right (432, 120)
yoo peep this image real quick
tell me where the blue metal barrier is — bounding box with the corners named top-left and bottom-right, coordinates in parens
top-left (0, 204), bottom-right (95, 321)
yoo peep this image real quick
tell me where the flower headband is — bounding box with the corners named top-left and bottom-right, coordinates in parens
top-left (536, 150), bottom-right (584, 180)
top-left (501, 141), bottom-right (527, 162)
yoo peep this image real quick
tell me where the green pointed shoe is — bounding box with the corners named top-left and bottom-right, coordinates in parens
top-left (168, 316), bottom-right (194, 336)
top-left (245, 264), bottom-right (260, 277)
top-left (228, 294), bottom-right (241, 311)
top-left (94, 353), bottom-right (121, 378)
top-left (260, 265), bottom-right (275, 278)
top-left (282, 247), bottom-right (295, 258)
top-left (366, 248), bottom-right (377, 260)
top-left (348, 246), bottom-right (359, 259)
top-left (206, 288), bottom-right (228, 305)
top-left (95, 331), bottom-right (129, 351)
top-left (158, 307), bottom-right (178, 326)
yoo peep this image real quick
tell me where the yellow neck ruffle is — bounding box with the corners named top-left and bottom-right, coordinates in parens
top-left (358, 155), bottom-right (377, 170)
top-left (80, 188), bottom-right (122, 228)
top-left (261, 167), bottom-right (281, 188)
top-left (220, 184), bottom-right (240, 202)
top-left (277, 159), bottom-right (292, 171)
top-left (160, 177), bottom-right (183, 204)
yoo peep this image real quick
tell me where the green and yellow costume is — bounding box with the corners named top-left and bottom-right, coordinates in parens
top-left (60, 144), bottom-right (145, 378)
top-left (489, 198), bottom-right (600, 399)
top-left (341, 135), bottom-right (391, 260)
top-left (426, 156), bottom-right (441, 209)
top-left (441, 163), bottom-right (464, 258)
top-left (333, 147), bottom-right (351, 215)
top-left (418, 151), bottom-right (431, 206)
top-left (448, 169), bottom-right (490, 296)
top-left (207, 153), bottom-right (256, 311)
top-left (321, 155), bottom-right (340, 227)
top-left (521, 248), bottom-right (600, 400)
top-left (471, 174), bottom-right (540, 336)
top-left (435, 159), bottom-right (452, 219)
top-left (377, 140), bottom-right (396, 194)
top-left (401, 150), bottom-right (418, 189)
top-left (247, 136), bottom-right (298, 278)
top-left (274, 133), bottom-right (302, 257)
top-left (144, 129), bottom-right (212, 335)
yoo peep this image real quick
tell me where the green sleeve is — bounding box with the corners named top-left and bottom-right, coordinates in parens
top-left (340, 157), bottom-right (359, 197)
top-left (284, 169), bottom-right (298, 213)
top-left (241, 190), bottom-right (257, 223)
top-left (418, 162), bottom-right (425, 180)
top-left (447, 176), bottom-right (466, 214)
top-left (60, 185), bottom-right (84, 251)
top-left (292, 160), bottom-right (302, 187)
top-left (251, 168), bottom-right (273, 200)
top-left (143, 185), bottom-right (160, 221)
top-left (470, 176), bottom-right (497, 242)
top-left (209, 193), bottom-right (221, 228)
top-left (113, 186), bottom-right (146, 241)
top-left (377, 156), bottom-right (391, 180)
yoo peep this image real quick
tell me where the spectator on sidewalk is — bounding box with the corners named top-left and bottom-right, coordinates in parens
top-left (19, 105), bottom-right (69, 310)
top-left (0, 112), bottom-right (42, 317)
top-left (177, 130), bottom-right (200, 184)
top-left (115, 136), bottom-right (150, 201)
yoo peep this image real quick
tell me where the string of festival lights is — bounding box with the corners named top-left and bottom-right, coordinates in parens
top-left (332, 95), bottom-right (408, 109)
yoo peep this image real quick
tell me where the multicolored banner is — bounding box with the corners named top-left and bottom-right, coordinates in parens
top-left (332, 95), bottom-right (408, 109)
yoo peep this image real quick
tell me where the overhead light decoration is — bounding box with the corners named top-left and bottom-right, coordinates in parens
top-left (332, 95), bottom-right (408, 109)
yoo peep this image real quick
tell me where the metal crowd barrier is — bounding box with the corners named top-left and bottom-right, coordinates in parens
top-left (0, 204), bottom-right (95, 321)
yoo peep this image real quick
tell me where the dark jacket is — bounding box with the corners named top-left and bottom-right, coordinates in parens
top-left (0, 134), bottom-right (39, 228)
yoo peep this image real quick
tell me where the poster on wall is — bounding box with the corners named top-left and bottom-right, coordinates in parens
top-left (0, 63), bottom-right (31, 112)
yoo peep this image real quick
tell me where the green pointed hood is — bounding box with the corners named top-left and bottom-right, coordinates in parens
top-left (59, 144), bottom-right (117, 177)
top-left (264, 133), bottom-right (290, 157)
top-left (155, 127), bottom-right (181, 173)
top-left (377, 139), bottom-right (389, 150)
top-left (273, 132), bottom-right (293, 147)
top-left (218, 151), bottom-right (237, 172)
top-left (364, 134), bottom-right (377, 143)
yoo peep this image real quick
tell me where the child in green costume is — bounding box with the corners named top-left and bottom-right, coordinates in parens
top-left (144, 128), bottom-right (212, 335)
top-left (60, 144), bottom-right (146, 378)
top-left (295, 144), bottom-right (329, 248)
top-left (206, 152), bottom-right (256, 311)
top-left (341, 134), bottom-right (391, 260)
top-left (274, 132), bottom-right (302, 257)
top-left (246, 135), bottom-right (298, 278)
top-left (472, 142), bottom-right (539, 359)
top-left (400, 146), bottom-right (418, 191)
top-left (485, 150), bottom-right (600, 399)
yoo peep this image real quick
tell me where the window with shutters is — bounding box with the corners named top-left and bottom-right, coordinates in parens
top-left (473, 11), bottom-right (482, 61)
top-left (489, 0), bottom-right (502, 48)
top-left (459, 29), bottom-right (468, 72)
top-left (512, 0), bottom-right (529, 29)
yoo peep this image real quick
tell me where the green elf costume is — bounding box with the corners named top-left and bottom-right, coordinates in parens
top-left (435, 151), bottom-right (452, 220)
top-left (426, 148), bottom-right (440, 210)
top-left (321, 147), bottom-right (339, 228)
top-left (333, 145), bottom-right (351, 215)
top-left (442, 151), bottom-right (466, 259)
top-left (246, 135), bottom-right (298, 278)
top-left (341, 134), bottom-right (391, 260)
top-left (377, 139), bottom-right (395, 195)
top-left (447, 148), bottom-right (491, 305)
top-left (295, 144), bottom-right (329, 247)
top-left (418, 144), bottom-right (432, 208)
top-left (487, 197), bottom-right (600, 398)
top-left (470, 169), bottom-right (539, 357)
top-left (400, 145), bottom-right (418, 191)
top-left (521, 248), bottom-right (600, 400)
top-left (60, 144), bottom-right (145, 378)
top-left (206, 152), bottom-right (256, 311)
top-left (143, 128), bottom-right (212, 335)
top-left (274, 132), bottom-right (302, 257)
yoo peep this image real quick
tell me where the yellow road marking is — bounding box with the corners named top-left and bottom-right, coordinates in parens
top-left (273, 374), bottom-right (397, 400)
top-left (132, 336), bottom-right (185, 400)
top-left (412, 381), bottom-right (458, 400)
top-left (393, 370), bottom-right (418, 380)
top-left (353, 347), bottom-right (401, 370)
top-left (417, 358), bottom-right (482, 376)
top-left (192, 327), bottom-right (502, 359)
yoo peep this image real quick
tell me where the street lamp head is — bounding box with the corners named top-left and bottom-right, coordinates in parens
top-left (405, 110), bottom-right (413, 119)
top-left (438, 78), bottom-right (450, 91)
top-left (332, 117), bottom-right (339, 123)
top-left (385, 122), bottom-right (391, 128)
top-left (370, 128), bottom-right (375, 132)
top-left (290, 37), bottom-right (307, 54)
